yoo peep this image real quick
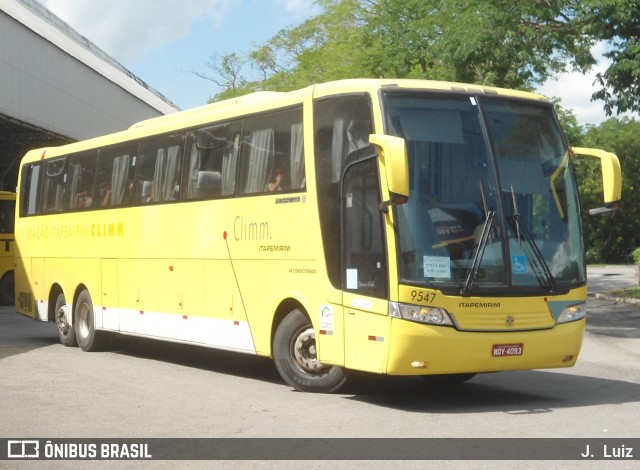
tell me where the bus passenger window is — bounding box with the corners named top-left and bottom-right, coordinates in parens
top-left (40, 158), bottom-right (67, 213)
top-left (196, 171), bottom-right (221, 198)
top-left (96, 144), bottom-right (138, 207)
top-left (239, 107), bottom-right (304, 195)
top-left (140, 181), bottom-right (153, 203)
top-left (241, 127), bottom-right (274, 194)
top-left (20, 163), bottom-right (41, 216)
top-left (184, 124), bottom-right (233, 200)
top-left (137, 135), bottom-right (184, 203)
top-left (67, 152), bottom-right (98, 211)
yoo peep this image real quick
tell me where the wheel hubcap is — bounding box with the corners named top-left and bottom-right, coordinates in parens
top-left (293, 327), bottom-right (328, 374)
top-left (56, 305), bottom-right (69, 335)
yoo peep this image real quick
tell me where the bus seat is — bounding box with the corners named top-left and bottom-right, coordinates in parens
top-left (197, 171), bottom-right (222, 198)
top-left (141, 181), bottom-right (153, 203)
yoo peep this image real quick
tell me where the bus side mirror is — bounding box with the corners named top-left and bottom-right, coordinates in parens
top-left (369, 134), bottom-right (409, 212)
top-left (571, 147), bottom-right (622, 215)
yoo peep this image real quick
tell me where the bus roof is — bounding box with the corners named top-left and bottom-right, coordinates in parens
top-left (311, 78), bottom-right (549, 102)
top-left (19, 79), bottom-right (550, 164)
top-left (128, 91), bottom-right (286, 131)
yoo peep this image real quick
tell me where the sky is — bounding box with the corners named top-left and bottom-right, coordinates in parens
top-left (39, 0), bottom-right (628, 126)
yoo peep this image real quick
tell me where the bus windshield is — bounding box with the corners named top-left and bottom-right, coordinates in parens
top-left (384, 92), bottom-right (585, 294)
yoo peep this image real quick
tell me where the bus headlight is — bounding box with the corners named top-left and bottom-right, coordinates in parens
top-left (389, 302), bottom-right (453, 326)
top-left (556, 302), bottom-right (586, 324)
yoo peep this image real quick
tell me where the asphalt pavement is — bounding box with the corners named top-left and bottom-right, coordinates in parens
top-left (587, 265), bottom-right (637, 297)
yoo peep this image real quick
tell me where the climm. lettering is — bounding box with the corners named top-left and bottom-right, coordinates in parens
top-left (91, 223), bottom-right (124, 237)
top-left (234, 216), bottom-right (270, 241)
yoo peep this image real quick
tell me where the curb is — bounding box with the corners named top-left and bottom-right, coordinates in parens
top-left (594, 293), bottom-right (640, 306)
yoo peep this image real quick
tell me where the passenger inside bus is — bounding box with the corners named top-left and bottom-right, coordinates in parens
top-left (267, 167), bottom-right (286, 191)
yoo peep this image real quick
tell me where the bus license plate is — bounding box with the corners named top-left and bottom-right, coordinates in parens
top-left (492, 343), bottom-right (523, 357)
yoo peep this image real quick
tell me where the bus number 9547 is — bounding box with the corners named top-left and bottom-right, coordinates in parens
top-left (410, 290), bottom-right (436, 304)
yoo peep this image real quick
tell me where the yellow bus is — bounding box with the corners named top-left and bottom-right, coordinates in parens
top-left (0, 191), bottom-right (16, 305)
top-left (14, 79), bottom-right (621, 392)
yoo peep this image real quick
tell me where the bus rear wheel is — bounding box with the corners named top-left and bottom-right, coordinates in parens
top-left (273, 309), bottom-right (346, 393)
top-left (55, 292), bottom-right (77, 347)
top-left (75, 289), bottom-right (106, 352)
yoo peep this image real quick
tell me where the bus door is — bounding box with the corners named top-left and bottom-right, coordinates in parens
top-left (342, 157), bottom-right (391, 374)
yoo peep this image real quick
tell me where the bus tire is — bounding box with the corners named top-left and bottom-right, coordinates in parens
top-left (421, 373), bottom-right (476, 384)
top-left (273, 308), bottom-right (347, 393)
top-left (75, 289), bottom-right (106, 352)
top-left (0, 271), bottom-right (14, 305)
top-left (55, 292), bottom-right (77, 347)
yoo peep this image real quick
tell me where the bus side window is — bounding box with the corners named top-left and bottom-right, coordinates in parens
top-left (0, 200), bottom-right (14, 233)
top-left (241, 124), bottom-right (274, 194)
top-left (185, 123), bottom-right (232, 200)
top-left (96, 144), bottom-right (138, 208)
top-left (222, 131), bottom-right (240, 196)
top-left (133, 150), bottom-right (156, 205)
top-left (137, 134), bottom-right (184, 203)
top-left (343, 158), bottom-right (387, 299)
top-left (20, 163), bottom-right (41, 216)
top-left (314, 95), bottom-right (375, 290)
top-left (67, 152), bottom-right (98, 210)
top-left (239, 107), bottom-right (304, 195)
top-left (41, 157), bottom-right (68, 213)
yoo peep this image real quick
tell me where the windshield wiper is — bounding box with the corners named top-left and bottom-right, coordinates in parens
top-left (510, 186), bottom-right (521, 245)
top-left (507, 212), bottom-right (556, 292)
top-left (460, 210), bottom-right (496, 296)
top-left (508, 186), bottom-right (557, 292)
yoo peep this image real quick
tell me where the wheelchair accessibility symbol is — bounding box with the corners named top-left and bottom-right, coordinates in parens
top-left (512, 255), bottom-right (528, 274)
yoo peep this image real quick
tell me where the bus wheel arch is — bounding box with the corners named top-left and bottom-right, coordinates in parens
top-left (0, 270), bottom-right (14, 305)
top-left (272, 305), bottom-right (347, 393)
top-left (50, 284), bottom-right (77, 347)
top-left (73, 286), bottom-right (106, 352)
top-left (270, 298), bottom-right (303, 353)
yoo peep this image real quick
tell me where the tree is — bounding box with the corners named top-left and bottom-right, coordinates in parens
top-left (198, 1), bottom-right (640, 116)
top-left (579, 0), bottom-right (640, 115)
top-left (201, 0), bottom-right (369, 101)
top-left (553, 99), bottom-right (585, 146)
top-left (194, 1), bottom-right (638, 262)
top-left (360, 0), bottom-right (595, 88)
top-left (574, 118), bottom-right (640, 262)
top-left (192, 53), bottom-right (249, 99)
top-left (200, 0), bottom-right (601, 100)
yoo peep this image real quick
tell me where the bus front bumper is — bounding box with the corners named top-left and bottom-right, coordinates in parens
top-left (386, 317), bottom-right (585, 376)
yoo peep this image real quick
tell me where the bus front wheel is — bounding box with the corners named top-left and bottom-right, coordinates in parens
top-left (75, 289), bottom-right (106, 352)
top-left (273, 309), bottom-right (347, 393)
top-left (55, 293), bottom-right (77, 347)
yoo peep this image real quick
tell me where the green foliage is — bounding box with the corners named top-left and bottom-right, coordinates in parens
top-left (606, 287), bottom-right (640, 299)
top-left (553, 100), bottom-right (585, 146)
top-left (580, 0), bottom-right (640, 115)
top-left (633, 247), bottom-right (640, 265)
top-left (575, 118), bottom-right (640, 262)
top-left (200, 0), bottom-right (640, 116)
top-left (204, 0), bottom-right (600, 100)
top-left (196, 1), bottom-right (640, 264)
top-left (361, 0), bottom-right (594, 88)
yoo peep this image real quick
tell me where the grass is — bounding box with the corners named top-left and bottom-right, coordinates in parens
top-left (606, 287), bottom-right (640, 299)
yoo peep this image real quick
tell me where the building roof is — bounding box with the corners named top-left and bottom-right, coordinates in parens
top-left (1, 0), bottom-right (180, 115)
